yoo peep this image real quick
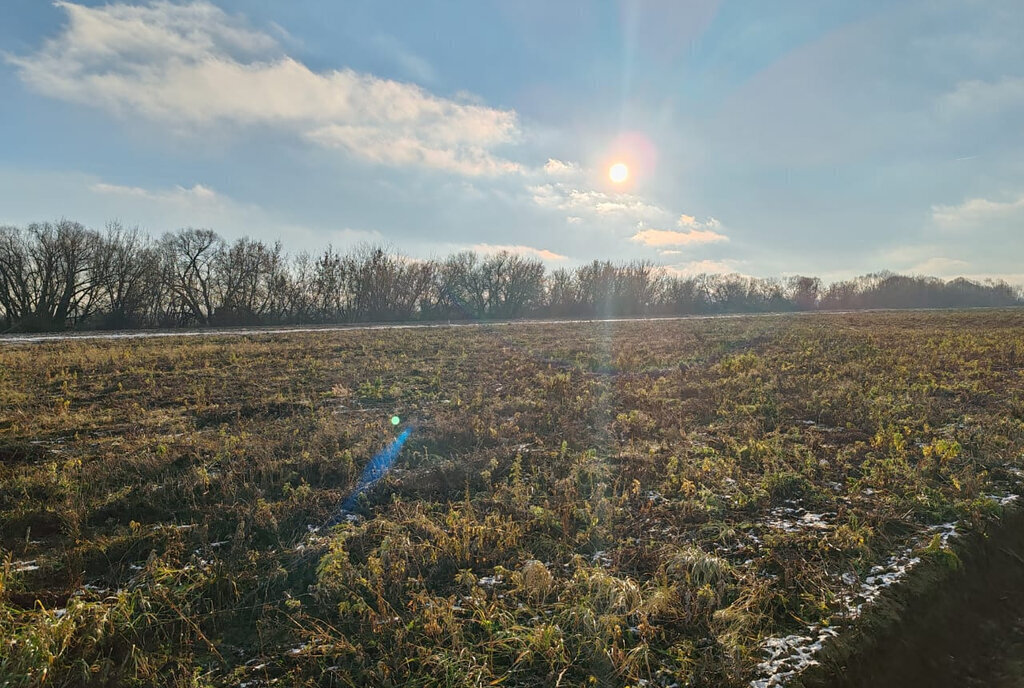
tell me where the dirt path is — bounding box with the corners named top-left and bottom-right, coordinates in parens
top-left (0, 307), bottom-right (976, 345)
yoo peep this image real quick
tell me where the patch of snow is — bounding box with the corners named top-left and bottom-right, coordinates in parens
top-left (153, 523), bottom-right (196, 532)
top-left (765, 507), bottom-right (835, 533)
top-left (988, 493), bottom-right (1019, 506)
top-left (646, 490), bottom-right (665, 504)
top-left (80, 583), bottom-right (112, 595)
top-left (751, 626), bottom-right (839, 688)
top-left (750, 517), bottom-right (970, 687)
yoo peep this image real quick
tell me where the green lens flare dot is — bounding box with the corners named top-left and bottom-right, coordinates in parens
top-left (390, 415), bottom-right (401, 426)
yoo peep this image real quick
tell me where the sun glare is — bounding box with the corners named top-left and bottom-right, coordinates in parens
top-left (609, 162), bottom-right (629, 184)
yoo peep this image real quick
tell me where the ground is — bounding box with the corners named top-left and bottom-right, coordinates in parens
top-left (2, 311), bottom-right (1024, 687)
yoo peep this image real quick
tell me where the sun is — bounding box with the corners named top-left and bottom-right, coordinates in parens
top-left (609, 162), bottom-right (629, 184)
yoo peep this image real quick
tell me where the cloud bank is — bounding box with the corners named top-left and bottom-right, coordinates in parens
top-left (10, 1), bottom-right (521, 176)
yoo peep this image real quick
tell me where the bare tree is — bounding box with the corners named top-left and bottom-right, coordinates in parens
top-left (787, 276), bottom-right (821, 311)
top-left (214, 238), bottom-right (286, 324)
top-left (0, 226), bottom-right (33, 329)
top-left (544, 267), bottom-right (577, 316)
top-left (93, 222), bottom-right (161, 328)
top-left (2, 218), bottom-right (1021, 330)
top-left (479, 251), bottom-right (545, 318)
top-left (161, 228), bottom-right (224, 325)
top-left (344, 246), bottom-right (436, 321)
top-left (308, 247), bottom-right (351, 322)
top-left (0, 221), bottom-right (100, 331)
top-left (437, 252), bottom-right (488, 318)
top-left (661, 276), bottom-right (705, 315)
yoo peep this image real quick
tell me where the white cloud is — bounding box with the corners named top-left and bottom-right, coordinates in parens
top-left (665, 259), bottom-right (744, 277)
top-left (470, 243), bottom-right (567, 262)
top-left (10, 1), bottom-right (520, 176)
top-left (939, 77), bottom-right (1024, 119)
top-left (529, 183), bottom-right (669, 224)
top-left (907, 256), bottom-right (970, 276)
top-left (932, 192), bottom-right (1024, 228)
top-left (91, 181), bottom-right (218, 202)
top-left (678, 213), bottom-right (722, 228)
top-left (83, 177), bottom-right (381, 250)
top-left (528, 180), bottom-right (729, 258)
top-left (543, 158), bottom-right (579, 177)
top-left (961, 273), bottom-right (1024, 286)
top-left (630, 227), bottom-right (728, 247)
top-left (880, 243), bottom-right (1023, 285)
top-left (630, 213), bottom-right (728, 248)
top-left (307, 123), bottom-right (519, 176)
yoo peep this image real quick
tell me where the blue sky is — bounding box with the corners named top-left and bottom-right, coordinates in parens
top-left (1, 0), bottom-right (1022, 282)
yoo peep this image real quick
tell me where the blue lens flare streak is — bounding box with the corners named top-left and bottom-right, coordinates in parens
top-left (337, 426), bottom-right (413, 516)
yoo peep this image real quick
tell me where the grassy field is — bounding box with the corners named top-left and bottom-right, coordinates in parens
top-left (2, 311), bottom-right (1024, 687)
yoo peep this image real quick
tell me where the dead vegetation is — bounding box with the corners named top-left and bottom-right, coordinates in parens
top-left (1, 310), bottom-right (1024, 687)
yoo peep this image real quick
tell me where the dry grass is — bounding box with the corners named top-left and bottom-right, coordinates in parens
top-left (1, 310), bottom-right (1023, 686)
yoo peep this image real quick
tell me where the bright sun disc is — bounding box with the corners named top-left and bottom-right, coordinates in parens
top-left (609, 162), bottom-right (629, 183)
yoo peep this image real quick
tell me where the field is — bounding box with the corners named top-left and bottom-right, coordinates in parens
top-left (2, 311), bottom-right (1024, 687)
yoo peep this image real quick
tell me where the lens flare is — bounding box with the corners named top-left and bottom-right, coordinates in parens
top-left (334, 426), bottom-right (413, 518)
top-left (390, 415), bottom-right (400, 425)
top-left (609, 162), bottom-right (629, 183)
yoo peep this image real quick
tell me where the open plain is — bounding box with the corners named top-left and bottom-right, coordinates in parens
top-left (3, 310), bottom-right (1024, 687)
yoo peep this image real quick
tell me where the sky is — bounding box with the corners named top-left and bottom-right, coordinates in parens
top-left (1, 0), bottom-right (1022, 283)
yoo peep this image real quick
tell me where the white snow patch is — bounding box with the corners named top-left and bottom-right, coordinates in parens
top-left (748, 513), bottom-right (981, 687)
top-left (751, 626), bottom-right (839, 688)
top-left (765, 506), bottom-right (835, 533)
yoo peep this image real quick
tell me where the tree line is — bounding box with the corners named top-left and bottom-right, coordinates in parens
top-left (0, 220), bottom-right (1019, 332)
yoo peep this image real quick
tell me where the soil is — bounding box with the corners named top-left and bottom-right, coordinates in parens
top-left (807, 511), bottom-right (1024, 688)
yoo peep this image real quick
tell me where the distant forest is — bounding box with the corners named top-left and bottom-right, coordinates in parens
top-left (0, 220), bottom-right (1019, 332)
